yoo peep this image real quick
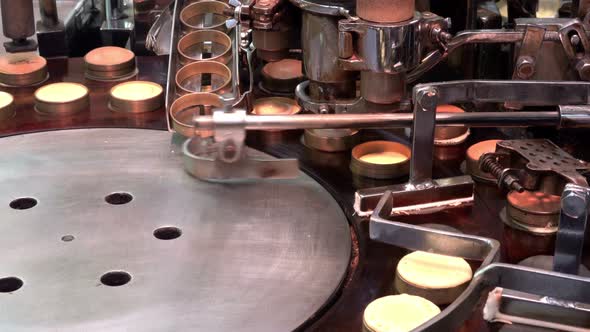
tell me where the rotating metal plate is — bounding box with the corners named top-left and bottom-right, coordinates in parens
top-left (0, 129), bottom-right (351, 332)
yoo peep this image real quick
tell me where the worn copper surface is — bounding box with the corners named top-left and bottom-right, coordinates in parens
top-left (356, 0), bottom-right (415, 23)
top-left (435, 104), bottom-right (469, 141)
top-left (0, 53), bottom-right (48, 86)
top-left (506, 189), bottom-right (561, 229)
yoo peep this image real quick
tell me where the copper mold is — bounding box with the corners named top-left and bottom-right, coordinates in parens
top-left (178, 30), bottom-right (232, 65)
top-left (175, 60), bottom-right (231, 95)
top-left (34, 82), bottom-right (90, 115)
top-left (252, 97), bottom-right (300, 116)
top-left (109, 81), bottom-right (164, 113)
top-left (303, 128), bottom-right (359, 152)
top-left (0, 53), bottom-right (48, 87)
top-left (169, 92), bottom-right (223, 137)
top-left (180, 1), bottom-right (230, 33)
top-left (504, 190), bottom-right (561, 234)
top-left (260, 59), bottom-right (304, 94)
top-left (434, 105), bottom-right (469, 145)
top-left (84, 46), bottom-right (137, 81)
top-left (350, 141), bottom-right (411, 179)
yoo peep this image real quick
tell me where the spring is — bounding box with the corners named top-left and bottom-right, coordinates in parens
top-left (480, 155), bottom-right (503, 179)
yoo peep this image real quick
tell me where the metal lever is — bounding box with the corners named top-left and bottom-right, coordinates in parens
top-left (553, 184), bottom-right (590, 275)
top-left (183, 110), bottom-right (299, 181)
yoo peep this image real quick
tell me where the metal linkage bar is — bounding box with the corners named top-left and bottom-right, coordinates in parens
top-left (192, 110), bottom-right (561, 131)
top-left (554, 184), bottom-right (590, 275)
top-left (194, 81), bottom-right (590, 131)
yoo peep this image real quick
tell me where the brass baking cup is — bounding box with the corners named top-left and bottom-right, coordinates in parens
top-left (0, 53), bottom-right (48, 87)
top-left (260, 59), bottom-right (304, 94)
top-left (175, 60), bottom-right (231, 95)
top-left (109, 81), bottom-right (164, 113)
top-left (34, 82), bottom-right (90, 115)
top-left (350, 141), bottom-right (411, 179)
top-left (505, 190), bottom-right (560, 234)
top-left (303, 129), bottom-right (359, 152)
top-left (178, 30), bottom-right (232, 65)
top-left (252, 97), bottom-right (300, 115)
top-left (0, 91), bottom-right (15, 120)
top-left (84, 46), bottom-right (137, 81)
top-left (180, 1), bottom-right (230, 33)
top-left (170, 92), bottom-right (223, 137)
top-left (434, 104), bottom-right (468, 141)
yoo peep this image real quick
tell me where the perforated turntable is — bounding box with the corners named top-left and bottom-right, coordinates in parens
top-left (0, 128), bottom-right (351, 331)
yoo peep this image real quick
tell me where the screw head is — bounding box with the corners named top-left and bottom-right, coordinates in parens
top-left (576, 60), bottom-right (590, 81)
top-left (515, 56), bottom-right (535, 79)
top-left (561, 192), bottom-right (587, 218)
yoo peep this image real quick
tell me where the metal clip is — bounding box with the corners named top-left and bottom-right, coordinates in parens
top-left (183, 109), bottom-right (299, 181)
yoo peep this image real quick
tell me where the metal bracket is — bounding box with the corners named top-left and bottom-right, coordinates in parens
top-left (355, 84), bottom-right (475, 216)
top-left (183, 109), bottom-right (299, 181)
top-left (554, 183), bottom-right (590, 275)
top-left (337, 14), bottom-right (423, 73)
top-left (414, 263), bottom-right (590, 331)
top-left (512, 25), bottom-right (547, 80)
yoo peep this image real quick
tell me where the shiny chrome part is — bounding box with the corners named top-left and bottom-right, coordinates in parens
top-left (183, 136), bottom-right (300, 180)
top-left (338, 14), bottom-right (422, 73)
top-left (483, 287), bottom-right (590, 331)
top-left (370, 190), bottom-right (498, 265)
top-left (0, 128), bottom-right (350, 331)
top-left (355, 175), bottom-right (474, 216)
top-left (303, 12), bottom-right (356, 100)
top-left (184, 109), bottom-right (299, 180)
top-left (414, 263), bottom-right (590, 331)
top-left (554, 184), bottom-right (590, 275)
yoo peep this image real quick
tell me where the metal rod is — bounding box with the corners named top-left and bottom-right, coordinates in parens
top-left (193, 111), bottom-right (560, 130)
top-left (40, 0), bottom-right (59, 27)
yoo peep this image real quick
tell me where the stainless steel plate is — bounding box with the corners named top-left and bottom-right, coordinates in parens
top-left (0, 129), bottom-right (351, 332)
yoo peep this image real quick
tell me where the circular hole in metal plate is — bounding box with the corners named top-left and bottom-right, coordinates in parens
top-left (153, 226), bottom-right (182, 240)
top-left (0, 277), bottom-right (23, 293)
top-left (105, 192), bottom-right (133, 205)
top-left (61, 235), bottom-right (75, 242)
top-left (100, 271), bottom-right (132, 287)
top-left (9, 197), bottom-right (37, 210)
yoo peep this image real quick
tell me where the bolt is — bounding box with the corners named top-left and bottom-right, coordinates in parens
top-left (576, 60), bottom-right (590, 81)
top-left (561, 191), bottom-right (587, 218)
top-left (417, 88), bottom-right (438, 111)
top-left (571, 34), bottom-right (581, 47)
top-left (515, 56), bottom-right (535, 79)
top-left (319, 105), bottom-right (330, 114)
top-left (479, 154), bottom-right (524, 192)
